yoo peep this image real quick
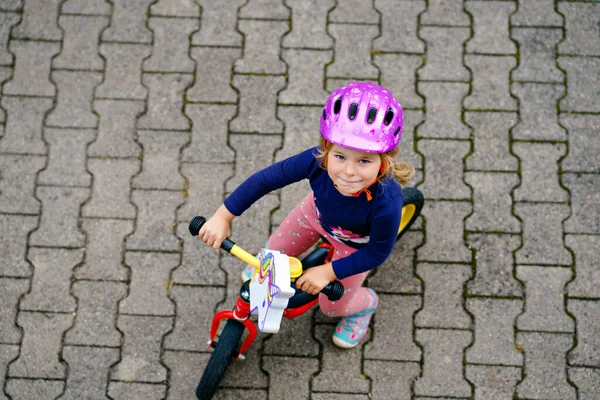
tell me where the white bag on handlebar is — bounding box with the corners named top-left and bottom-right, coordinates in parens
top-left (249, 249), bottom-right (295, 333)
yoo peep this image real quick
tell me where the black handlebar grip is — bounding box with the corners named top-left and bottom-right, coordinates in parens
top-left (189, 216), bottom-right (206, 236)
top-left (321, 280), bottom-right (344, 301)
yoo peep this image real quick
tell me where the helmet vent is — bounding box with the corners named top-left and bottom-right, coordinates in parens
top-left (348, 103), bottom-right (358, 120)
top-left (367, 107), bottom-right (377, 124)
top-left (383, 108), bottom-right (394, 126)
top-left (322, 109), bottom-right (327, 120)
top-left (393, 126), bottom-right (401, 137)
top-left (333, 97), bottom-right (342, 114)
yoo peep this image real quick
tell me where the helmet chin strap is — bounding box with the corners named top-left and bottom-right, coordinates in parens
top-left (348, 177), bottom-right (378, 201)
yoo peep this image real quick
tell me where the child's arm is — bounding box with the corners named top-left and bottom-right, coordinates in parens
top-left (295, 262), bottom-right (337, 295)
top-left (199, 204), bottom-right (236, 249)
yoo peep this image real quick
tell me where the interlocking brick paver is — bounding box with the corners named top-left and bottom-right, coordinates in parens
top-left (230, 75), bottom-right (286, 134)
top-left (107, 382), bottom-right (167, 400)
top-left (9, 311), bottom-right (72, 378)
top-left (364, 360), bottom-right (420, 399)
top-left (466, 234), bottom-right (522, 297)
top-left (568, 299), bottom-right (600, 366)
top-left (53, 16), bottom-right (108, 71)
top-left (566, 234), bottom-right (600, 299)
top-left (90, 100), bottom-right (144, 158)
top-left (192, 0), bottom-right (244, 47)
top-left (558, 2), bottom-right (600, 56)
top-left (0, 344), bottom-right (19, 397)
top-left (374, 0), bottom-right (425, 53)
top-left (46, 71), bottom-right (103, 128)
top-left (0, 155), bottom-right (45, 214)
top-left (11, 0), bottom-right (61, 40)
top-left (144, 17), bottom-right (198, 73)
top-left (0, 1), bottom-right (22, 11)
top-left (327, 24), bottom-right (379, 79)
top-left (62, 0), bottom-right (111, 15)
top-left (418, 27), bottom-right (470, 82)
top-left (330, 0), bottom-right (377, 23)
top-left (187, 48), bottom-right (240, 103)
top-left (419, 139), bottom-right (471, 199)
top-left (561, 114), bottom-right (600, 173)
top-left (20, 248), bottom-right (80, 312)
top-left (96, 44), bottom-right (152, 100)
top-left (375, 54), bottom-right (424, 109)
top-left (466, 1), bottom-right (516, 55)
top-left (516, 332), bottom-right (576, 399)
top-left (465, 172), bottom-right (520, 233)
top-left (558, 56), bottom-right (600, 112)
top-left (421, 0), bottom-right (469, 26)
top-left (163, 351), bottom-right (205, 400)
top-left (283, 0), bottom-right (334, 49)
top-left (464, 55), bottom-right (517, 110)
top-left (0, 278), bottom-right (28, 343)
top-left (3, 41), bottom-right (60, 96)
top-left (512, 28), bottom-right (563, 83)
top-left (563, 173), bottom-right (600, 234)
top-left (133, 130), bottom-right (188, 190)
top-left (101, 0), bottom-right (153, 43)
top-left (569, 367), bottom-right (600, 400)
top-left (0, 11), bottom-right (19, 65)
top-left (150, 0), bottom-right (199, 17)
top-left (137, 73), bottom-right (193, 130)
top-left (65, 280), bottom-right (127, 346)
top-left (62, 346), bottom-right (120, 400)
top-left (263, 311), bottom-right (318, 357)
top-left (466, 365), bottom-right (522, 400)
top-left (0, 97), bottom-right (51, 154)
top-left (178, 164), bottom-right (234, 223)
top-left (240, 0), bottom-right (289, 19)
top-left (397, 110), bottom-right (424, 169)
top-left (511, 0), bottom-right (562, 27)
top-left (280, 49), bottom-right (332, 105)
top-left (4, 379), bottom-right (64, 400)
top-left (227, 134), bottom-right (283, 191)
top-left (512, 83), bottom-right (566, 141)
top-left (263, 356), bottom-right (318, 399)
top-left (0, 215), bottom-right (36, 277)
top-left (312, 395), bottom-right (367, 400)
top-left (466, 112), bottom-right (518, 171)
top-left (235, 20), bottom-right (288, 75)
top-left (418, 82), bottom-right (470, 139)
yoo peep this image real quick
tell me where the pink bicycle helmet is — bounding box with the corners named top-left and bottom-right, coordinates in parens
top-left (320, 82), bottom-right (404, 153)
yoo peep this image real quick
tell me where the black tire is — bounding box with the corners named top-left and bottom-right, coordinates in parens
top-left (196, 319), bottom-right (245, 400)
top-left (396, 187), bottom-right (424, 241)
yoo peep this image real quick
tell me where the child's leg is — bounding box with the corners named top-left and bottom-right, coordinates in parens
top-left (318, 268), bottom-right (377, 317)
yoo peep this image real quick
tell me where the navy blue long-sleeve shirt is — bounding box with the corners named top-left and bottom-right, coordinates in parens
top-left (224, 147), bottom-right (403, 280)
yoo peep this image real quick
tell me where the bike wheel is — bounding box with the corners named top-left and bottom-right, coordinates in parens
top-left (396, 187), bottom-right (424, 241)
top-left (196, 319), bottom-right (245, 400)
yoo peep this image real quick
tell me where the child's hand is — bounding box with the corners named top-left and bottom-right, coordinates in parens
top-left (296, 263), bottom-right (337, 295)
top-left (199, 205), bottom-right (235, 249)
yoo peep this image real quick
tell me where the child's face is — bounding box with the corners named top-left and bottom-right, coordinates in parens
top-left (326, 145), bottom-right (382, 196)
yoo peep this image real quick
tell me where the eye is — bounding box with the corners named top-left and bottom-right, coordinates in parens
top-left (359, 159), bottom-right (371, 164)
top-left (335, 154), bottom-right (345, 160)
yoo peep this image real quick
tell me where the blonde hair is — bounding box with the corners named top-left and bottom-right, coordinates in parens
top-left (315, 138), bottom-right (415, 187)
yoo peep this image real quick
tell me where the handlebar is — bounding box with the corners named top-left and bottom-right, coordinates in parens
top-left (189, 216), bottom-right (344, 301)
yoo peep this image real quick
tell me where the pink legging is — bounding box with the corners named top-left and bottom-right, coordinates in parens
top-left (266, 192), bottom-right (376, 317)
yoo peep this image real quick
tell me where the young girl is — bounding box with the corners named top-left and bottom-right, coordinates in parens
top-left (199, 82), bottom-right (414, 348)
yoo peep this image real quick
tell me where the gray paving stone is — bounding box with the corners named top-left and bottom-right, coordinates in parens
top-left (365, 294), bottom-right (421, 361)
top-left (515, 203), bottom-right (572, 265)
top-left (76, 219), bottom-right (132, 281)
top-left (370, 231), bottom-right (423, 294)
top-left (0, 344), bottom-right (19, 398)
top-left (11, 0), bottom-right (61, 40)
top-left (162, 351), bottom-right (205, 400)
top-left (564, 173), bottom-right (600, 234)
top-left (566, 234), bottom-right (600, 298)
top-left (375, 54), bottom-right (424, 109)
top-left (558, 56), bottom-right (600, 112)
top-left (65, 280), bottom-right (127, 346)
top-left (0, 1), bottom-right (22, 11)
top-left (164, 285), bottom-right (223, 351)
top-left (150, 0), bottom-right (199, 17)
top-left (329, 0), bottom-right (378, 23)
top-left (397, 110), bottom-right (424, 169)
top-left (0, 97), bottom-right (51, 154)
top-left (515, 332), bottom-right (576, 400)
top-left (120, 252), bottom-right (177, 316)
top-left (421, 0), bottom-right (470, 26)
top-left (512, 83), bottom-right (567, 141)
top-left (417, 200), bottom-right (473, 263)
top-left (38, 128), bottom-right (95, 187)
top-left (512, 28), bottom-right (564, 83)
top-left (263, 356), bottom-right (319, 400)
top-left (312, 325), bottom-right (370, 393)
top-left (0, 215), bottom-right (35, 278)
top-left (465, 112), bottom-right (519, 171)
top-left (510, 0), bottom-right (563, 27)
top-left (144, 17), bottom-right (198, 73)
top-left (137, 73), bottom-right (193, 130)
top-left (418, 82), bottom-right (470, 138)
top-left (62, 0), bottom-right (111, 15)
top-left (29, 186), bottom-right (89, 248)
top-left (187, 47), bottom-right (240, 103)
top-left (192, 0), bottom-right (244, 47)
top-left (513, 142), bottom-right (568, 203)
top-left (263, 310), bottom-right (319, 357)
top-left (558, 2), bottom-right (600, 56)
top-left (0, 278), bottom-right (28, 343)
top-left (418, 27), bottom-right (471, 82)
top-left (96, 44), bottom-right (151, 100)
top-left (3, 41), bottom-right (60, 96)
top-left (126, 190), bottom-right (184, 251)
top-left (9, 311), bottom-right (72, 378)
top-left (229, 194), bottom-right (280, 254)
top-left (464, 55), bottom-right (517, 110)
top-left (327, 24), bottom-right (379, 79)
top-left (101, 0), bottom-right (153, 43)
top-left (90, 100), bottom-right (143, 157)
top-left (466, 233), bottom-right (522, 297)
top-left (0, 154), bottom-right (45, 214)
top-left (466, 1), bottom-right (516, 54)
top-left (62, 346), bottom-right (119, 400)
top-left (53, 15), bottom-right (108, 71)
top-left (240, 0), bottom-right (289, 19)
top-left (280, 49), bottom-right (331, 105)
top-left (364, 360), bottom-right (420, 399)
top-left (569, 367), bottom-right (600, 400)
top-left (133, 130), bottom-right (188, 190)
top-left (227, 134), bottom-right (283, 191)
top-left (282, 0), bottom-right (334, 49)
top-left (0, 12), bottom-right (19, 65)
top-left (374, 0), bottom-right (425, 53)
top-left (46, 71), bottom-right (103, 128)
top-left (312, 395), bottom-right (367, 400)
top-left (467, 298), bottom-right (523, 366)
top-left (107, 382), bottom-right (167, 400)
top-left (568, 299), bottom-right (600, 366)
top-left (4, 379), bottom-right (64, 400)
top-left (561, 114), bottom-right (600, 173)
top-left (183, 104), bottom-right (236, 164)
top-left (466, 365), bottom-right (522, 400)
top-left (416, 263), bottom-right (472, 329)
top-left (20, 248), bottom-right (80, 313)
top-left (465, 172), bottom-right (520, 233)
top-left (111, 315), bottom-right (172, 382)
top-left (419, 139), bottom-right (471, 199)
top-left (82, 158), bottom-right (139, 219)
top-left (414, 329), bottom-right (473, 398)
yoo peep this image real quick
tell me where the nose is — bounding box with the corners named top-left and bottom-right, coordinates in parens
top-left (344, 162), bottom-right (356, 176)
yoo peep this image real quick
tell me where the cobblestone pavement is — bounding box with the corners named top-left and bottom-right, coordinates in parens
top-left (1, 0), bottom-right (599, 399)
